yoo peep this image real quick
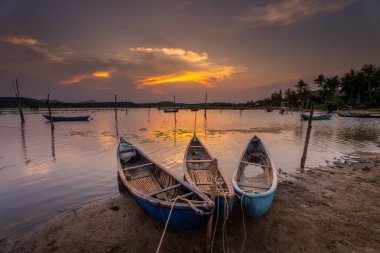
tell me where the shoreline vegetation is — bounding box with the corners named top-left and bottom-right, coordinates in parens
top-left (1, 152), bottom-right (379, 253)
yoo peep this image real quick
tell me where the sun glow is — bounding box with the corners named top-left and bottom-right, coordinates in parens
top-left (60, 71), bottom-right (111, 84)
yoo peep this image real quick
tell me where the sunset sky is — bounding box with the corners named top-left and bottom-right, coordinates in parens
top-left (0, 0), bottom-right (379, 102)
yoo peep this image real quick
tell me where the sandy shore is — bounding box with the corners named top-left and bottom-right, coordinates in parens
top-left (1, 152), bottom-right (379, 253)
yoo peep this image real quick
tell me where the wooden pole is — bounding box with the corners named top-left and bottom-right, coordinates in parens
top-left (114, 94), bottom-right (118, 121)
top-left (206, 158), bottom-right (217, 253)
top-left (174, 96), bottom-right (177, 123)
top-left (204, 93), bottom-right (208, 118)
top-left (125, 96), bottom-right (128, 115)
top-left (14, 79), bottom-right (25, 124)
top-left (47, 94), bottom-right (54, 130)
top-left (300, 104), bottom-right (313, 171)
top-left (148, 103), bottom-right (151, 116)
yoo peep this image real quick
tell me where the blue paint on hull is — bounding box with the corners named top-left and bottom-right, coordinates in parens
top-left (233, 181), bottom-right (276, 218)
top-left (43, 114), bottom-right (90, 121)
top-left (133, 195), bottom-right (211, 230)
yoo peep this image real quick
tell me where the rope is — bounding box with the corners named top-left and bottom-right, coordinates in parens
top-left (211, 195), bottom-right (220, 253)
top-left (156, 197), bottom-right (179, 253)
top-left (239, 193), bottom-right (247, 253)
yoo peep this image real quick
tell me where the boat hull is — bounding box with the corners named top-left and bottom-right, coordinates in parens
top-left (43, 114), bottom-right (90, 121)
top-left (301, 113), bottom-right (331, 120)
top-left (233, 181), bottom-right (276, 218)
top-left (132, 193), bottom-right (211, 230)
top-left (337, 112), bottom-right (370, 118)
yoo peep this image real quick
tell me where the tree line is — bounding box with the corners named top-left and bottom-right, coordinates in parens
top-left (254, 64), bottom-right (380, 109)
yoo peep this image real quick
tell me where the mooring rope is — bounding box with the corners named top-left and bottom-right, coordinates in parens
top-left (156, 196), bottom-right (179, 253)
top-left (238, 193), bottom-right (247, 253)
top-left (210, 194), bottom-right (220, 253)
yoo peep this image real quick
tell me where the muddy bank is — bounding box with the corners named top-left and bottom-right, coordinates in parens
top-left (1, 152), bottom-right (379, 253)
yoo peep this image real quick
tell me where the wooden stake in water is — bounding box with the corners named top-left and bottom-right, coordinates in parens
top-left (300, 104), bottom-right (314, 171)
top-left (204, 93), bottom-right (208, 118)
top-left (13, 79), bottom-right (25, 124)
top-left (206, 158), bottom-right (217, 253)
top-left (47, 94), bottom-right (54, 130)
top-left (125, 96), bottom-right (128, 115)
top-left (114, 94), bottom-right (118, 121)
top-left (174, 96), bottom-right (177, 123)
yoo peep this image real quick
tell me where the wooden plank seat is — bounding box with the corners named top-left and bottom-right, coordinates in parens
top-left (123, 163), bottom-right (154, 171)
top-left (237, 182), bottom-right (271, 189)
top-left (241, 161), bottom-right (271, 168)
top-left (148, 184), bottom-right (181, 197)
top-left (187, 160), bottom-right (213, 163)
top-left (189, 145), bottom-right (203, 147)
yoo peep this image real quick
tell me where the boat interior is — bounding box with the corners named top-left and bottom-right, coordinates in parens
top-left (236, 139), bottom-right (273, 193)
top-left (120, 145), bottom-right (202, 203)
top-left (185, 138), bottom-right (229, 196)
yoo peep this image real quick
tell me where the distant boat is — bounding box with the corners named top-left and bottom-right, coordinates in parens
top-left (183, 135), bottom-right (234, 218)
top-left (232, 135), bottom-right (277, 218)
top-left (164, 108), bottom-right (179, 113)
top-left (337, 111), bottom-right (370, 118)
top-left (266, 108), bottom-right (273, 112)
top-left (368, 114), bottom-right (380, 118)
top-left (190, 107), bottom-right (199, 111)
top-left (301, 113), bottom-right (331, 121)
top-left (117, 138), bottom-right (214, 229)
top-left (43, 114), bottom-right (90, 121)
top-left (164, 95), bottom-right (179, 113)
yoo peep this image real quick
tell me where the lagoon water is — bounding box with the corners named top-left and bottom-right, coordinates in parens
top-left (0, 109), bottom-right (379, 238)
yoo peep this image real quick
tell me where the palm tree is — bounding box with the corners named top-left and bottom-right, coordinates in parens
top-left (314, 74), bottom-right (328, 102)
top-left (295, 79), bottom-right (310, 110)
top-left (361, 64), bottom-right (378, 96)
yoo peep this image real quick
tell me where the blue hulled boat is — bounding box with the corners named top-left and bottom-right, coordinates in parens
top-left (163, 108), bottom-right (179, 113)
top-left (43, 114), bottom-right (90, 121)
top-left (233, 136), bottom-right (277, 218)
top-left (183, 135), bottom-right (234, 218)
top-left (117, 138), bottom-right (214, 229)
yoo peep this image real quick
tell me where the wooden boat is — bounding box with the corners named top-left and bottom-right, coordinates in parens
top-left (301, 113), bottom-right (331, 121)
top-left (183, 135), bottom-right (234, 218)
top-left (117, 138), bottom-right (214, 229)
top-left (164, 108), bottom-right (179, 113)
top-left (232, 136), bottom-right (277, 218)
top-left (43, 114), bottom-right (90, 121)
top-left (337, 112), bottom-right (370, 118)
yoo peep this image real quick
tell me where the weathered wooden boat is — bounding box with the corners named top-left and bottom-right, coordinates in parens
top-left (163, 108), bottom-right (179, 113)
top-left (183, 135), bottom-right (234, 218)
top-left (337, 112), bottom-right (370, 118)
top-left (232, 136), bottom-right (277, 218)
top-left (43, 114), bottom-right (90, 121)
top-left (301, 113), bottom-right (331, 121)
top-left (117, 138), bottom-right (214, 229)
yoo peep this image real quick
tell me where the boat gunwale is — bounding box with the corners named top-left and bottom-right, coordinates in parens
top-left (232, 135), bottom-right (277, 198)
top-left (117, 140), bottom-right (214, 210)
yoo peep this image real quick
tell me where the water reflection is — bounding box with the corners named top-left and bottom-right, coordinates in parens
top-left (51, 127), bottom-right (56, 162)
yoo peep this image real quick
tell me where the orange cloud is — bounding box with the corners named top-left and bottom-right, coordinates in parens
top-left (130, 47), bottom-right (208, 63)
top-left (5, 36), bottom-right (44, 46)
top-left (138, 66), bottom-right (241, 88)
top-left (4, 35), bottom-right (64, 62)
top-left (60, 70), bottom-right (112, 84)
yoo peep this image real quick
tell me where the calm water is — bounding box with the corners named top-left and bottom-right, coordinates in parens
top-left (0, 109), bottom-right (379, 238)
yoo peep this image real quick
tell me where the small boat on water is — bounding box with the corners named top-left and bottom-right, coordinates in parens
top-left (232, 136), bottom-right (277, 218)
top-left (164, 108), bottom-right (179, 113)
top-left (183, 135), bottom-right (234, 218)
top-left (266, 108), bottom-right (273, 112)
top-left (43, 114), bottom-right (90, 121)
top-left (337, 111), bottom-right (370, 118)
top-left (117, 138), bottom-right (214, 229)
top-left (190, 107), bottom-right (199, 111)
top-left (301, 113), bottom-right (331, 121)
top-left (164, 95), bottom-right (179, 113)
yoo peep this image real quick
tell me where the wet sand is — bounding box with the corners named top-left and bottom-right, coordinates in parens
top-left (1, 152), bottom-right (379, 253)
